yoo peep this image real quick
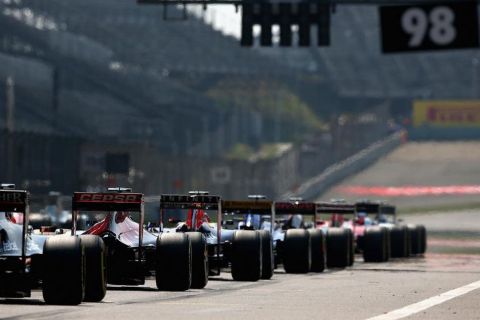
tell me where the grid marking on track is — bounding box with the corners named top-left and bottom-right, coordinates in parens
top-left (366, 279), bottom-right (480, 320)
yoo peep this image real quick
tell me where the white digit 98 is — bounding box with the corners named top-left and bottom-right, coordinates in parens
top-left (401, 6), bottom-right (456, 47)
top-left (402, 8), bottom-right (427, 46)
top-left (429, 7), bottom-right (456, 45)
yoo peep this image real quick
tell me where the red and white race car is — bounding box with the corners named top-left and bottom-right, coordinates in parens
top-left (316, 201), bottom-right (391, 263)
top-left (356, 201), bottom-right (426, 257)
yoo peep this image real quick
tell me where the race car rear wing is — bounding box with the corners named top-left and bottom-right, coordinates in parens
top-left (272, 201), bottom-right (317, 228)
top-left (71, 191), bottom-right (145, 258)
top-left (315, 202), bottom-right (356, 225)
top-left (72, 192), bottom-right (143, 212)
top-left (159, 193), bottom-right (221, 233)
top-left (0, 190), bottom-right (28, 213)
top-left (355, 202), bottom-right (380, 214)
top-left (274, 202), bottom-right (316, 215)
top-left (222, 200), bottom-right (273, 214)
top-left (160, 194), bottom-right (220, 210)
top-left (355, 201), bottom-right (397, 222)
top-left (0, 189), bottom-right (30, 260)
top-left (222, 199), bottom-right (274, 233)
top-left (316, 202), bottom-right (356, 214)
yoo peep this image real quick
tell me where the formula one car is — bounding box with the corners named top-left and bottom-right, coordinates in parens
top-left (315, 202), bottom-right (356, 267)
top-left (360, 201), bottom-right (426, 256)
top-left (159, 192), bottom-right (264, 282)
top-left (73, 188), bottom-right (193, 291)
top-left (222, 196), bottom-right (274, 279)
top-left (0, 184), bottom-right (105, 305)
top-left (316, 201), bottom-right (391, 263)
top-left (272, 199), bottom-right (329, 273)
top-left (223, 196), bottom-right (330, 273)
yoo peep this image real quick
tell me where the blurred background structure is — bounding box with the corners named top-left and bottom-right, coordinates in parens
top-left (0, 0), bottom-right (478, 198)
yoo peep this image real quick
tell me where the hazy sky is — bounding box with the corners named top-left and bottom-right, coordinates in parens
top-left (190, 5), bottom-right (242, 38)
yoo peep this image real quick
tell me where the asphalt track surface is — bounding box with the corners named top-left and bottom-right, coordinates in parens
top-left (2, 210), bottom-right (480, 320)
top-left (1, 252), bottom-right (479, 320)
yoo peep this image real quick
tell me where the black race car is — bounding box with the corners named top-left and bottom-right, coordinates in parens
top-left (159, 192), bottom-right (265, 283)
top-left (272, 199), bottom-right (352, 272)
top-left (72, 188), bottom-right (193, 291)
top-left (0, 183), bottom-right (105, 305)
top-left (222, 196), bottom-right (274, 279)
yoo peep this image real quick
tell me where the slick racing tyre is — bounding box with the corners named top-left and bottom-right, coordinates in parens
top-left (326, 228), bottom-right (350, 268)
top-left (363, 227), bottom-right (388, 262)
top-left (80, 235), bottom-right (107, 302)
top-left (409, 224), bottom-right (427, 255)
top-left (231, 230), bottom-right (262, 281)
top-left (42, 236), bottom-right (85, 305)
top-left (258, 230), bottom-right (274, 280)
top-left (308, 229), bottom-right (326, 273)
top-left (156, 233), bottom-right (192, 291)
top-left (186, 232), bottom-right (209, 289)
top-left (418, 225), bottom-right (427, 254)
top-left (283, 229), bottom-right (311, 274)
top-left (383, 227), bottom-right (391, 261)
top-left (346, 229), bottom-right (355, 266)
top-left (390, 226), bottom-right (409, 258)
top-left (408, 224), bottom-right (421, 255)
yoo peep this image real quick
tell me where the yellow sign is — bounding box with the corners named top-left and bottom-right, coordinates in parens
top-left (413, 100), bottom-right (480, 127)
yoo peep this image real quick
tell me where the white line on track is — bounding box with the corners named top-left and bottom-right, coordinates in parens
top-left (365, 279), bottom-right (480, 320)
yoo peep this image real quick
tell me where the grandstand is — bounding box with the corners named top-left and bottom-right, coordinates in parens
top-left (5, 1), bottom-right (459, 157)
top-left (0, 0), bottom-right (308, 156)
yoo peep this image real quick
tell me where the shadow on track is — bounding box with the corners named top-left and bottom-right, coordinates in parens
top-left (107, 286), bottom-right (159, 292)
top-left (208, 277), bottom-right (234, 282)
top-left (0, 299), bottom-right (45, 305)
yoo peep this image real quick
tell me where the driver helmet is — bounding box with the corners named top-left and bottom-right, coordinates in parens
top-left (289, 214), bottom-right (304, 229)
top-left (356, 212), bottom-right (366, 225)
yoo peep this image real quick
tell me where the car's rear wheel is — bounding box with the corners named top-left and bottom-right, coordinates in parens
top-left (326, 228), bottom-right (350, 268)
top-left (390, 226), bottom-right (409, 258)
top-left (363, 227), bottom-right (387, 262)
top-left (283, 229), bottom-right (311, 273)
top-left (155, 233), bottom-right (192, 291)
top-left (383, 227), bottom-right (391, 262)
top-left (80, 235), bottom-right (106, 302)
top-left (408, 224), bottom-right (421, 255)
top-left (345, 229), bottom-right (355, 266)
top-left (418, 225), bottom-right (427, 254)
top-left (258, 230), bottom-right (274, 279)
top-left (186, 232), bottom-right (208, 289)
top-left (308, 229), bottom-right (326, 273)
top-left (231, 230), bottom-right (262, 281)
top-left (42, 236), bottom-right (85, 305)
